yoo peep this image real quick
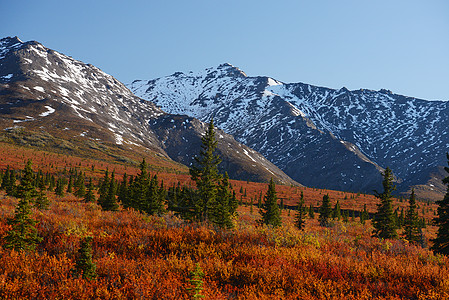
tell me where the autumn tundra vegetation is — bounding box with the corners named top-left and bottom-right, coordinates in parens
top-left (0, 121), bottom-right (448, 299)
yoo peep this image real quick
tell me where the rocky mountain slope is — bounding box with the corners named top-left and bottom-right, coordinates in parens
top-left (0, 37), bottom-right (295, 185)
top-left (129, 63), bottom-right (449, 198)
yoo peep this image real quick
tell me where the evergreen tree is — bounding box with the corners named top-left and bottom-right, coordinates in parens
top-left (167, 182), bottom-right (181, 212)
top-left (259, 178), bottom-right (282, 227)
top-left (342, 210), bottom-right (349, 223)
top-left (16, 160), bottom-right (37, 200)
top-left (100, 171), bottom-right (119, 211)
top-left (1, 166), bottom-right (15, 194)
top-left (35, 176), bottom-right (50, 210)
top-left (5, 168), bottom-right (17, 197)
top-left (360, 205), bottom-right (369, 224)
top-left (403, 189), bottom-right (421, 244)
top-left (83, 178), bottom-right (96, 203)
top-left (210, 172), bottom-right (236, 229)
top-left (74, 173), bottom-right (86, 198)
top-left (319, 194), bottom-right (332, 227)
top-left (398, 208), bottom-right (405, 228)
top-left (189, 118), bottom-right (222, 223)
top-left (432, 153), bottom-right (449, 254)
top-left (97, 170), bottom-right (110, 208)
top-left (187, 263), bottom-right (205, 299)
top-left (129, 160), bottom-right (149, 211)
top-left (118, 173), bottom-right (129, 207)
top-left (143, 174), bottom-right (165, 215)
top-left (308, 204), bottom-right (315, 219)
top-left (55, 177), bottom-right (66, 197)
top-left (3, 163), bottom-right (42, 251)
top-left (173, 185), bottom-right (198, 221)
top-left (372, 167), bottom-right (398, 239)
top-left (294, 192), bottom-right (306, 230)
top-left (66, 175), bottom-right (73, 193)
top-left (332, 199), bottom-right (342, 220)
top-left (48, 175), bottom-right (55, 191)
top-left (74, 236), bottom-right (97, 280)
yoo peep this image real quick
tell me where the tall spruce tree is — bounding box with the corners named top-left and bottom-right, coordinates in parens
top-left (66, 175), bottom-right (73, 193)
top-left (319, 194), bottom-right (332, 227)
top-left (3, 161), bottom-right (42, 251)
top-left (83, 178), bottom-right (96, 203)
top-left (210, 172), bottom-right (237, 229)
top-left (131, 160), bottom-right (149, 211)
top-left (308, 204), bottom-right (315, 219)
top-left (143, 174), bottom-right (165, 215)
top-left (35, 176), bottom-right (50, 210)
top-left (118, 173), bottom-right (129, 207)
top-left (16, 160), bottom-right (37, 200)
top-left (260, 178), bottom-right (282, 227)
top-left (403, 189), bottom-right (421, 243)
top-left (372, 167), bottom-right (398, 239)
top-left (97, 170), bottom-right (110, 208)
top-left (294, 191), bottom-right (306, 230)
top-left (74, 173), bottom-right (86, 198)
top-left (55, 177), bottom-right (66, 197)
top-left (332, 199), bottom-right (342, 220)
top-left (101, 171), bottom-right (119, 211)
top-left (432, 153), bottom-right (449, 254)
top-left (189, 118), bottom-right (223, 223)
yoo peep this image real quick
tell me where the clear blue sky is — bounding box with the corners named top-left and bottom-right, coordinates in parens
top-left (2, 0), bottom-right (449, 100)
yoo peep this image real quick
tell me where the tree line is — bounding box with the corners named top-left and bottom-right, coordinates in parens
top-left (1, 119), bottom-right (449, 260)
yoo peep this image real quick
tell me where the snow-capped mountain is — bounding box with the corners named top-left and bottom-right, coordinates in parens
top-left (0, 37), bottom-right (296, 185)
top-left (129, 63), bottom-right (449, 198)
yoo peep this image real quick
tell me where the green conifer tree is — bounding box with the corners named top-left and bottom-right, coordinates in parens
top-left (100, 171), bottom-right (119, 211)
top-left (97, 170), bottom-right (110, 208)
top-left (259, 178), bottom-right (282, 227)
top-left (3, 162), bottom-right (42, 251)
top-left (83, 178), bottom-right (96, 203)
top-left (16, 160), bottom-right (37, 200)
top-left (66, 175), bottom-right (73, 193)
top-left (48, 175), bottom-right (55, 192)
top-left (35, 177), bottom-right (50, 210)
top-left (403, 189), bottom-right (421, 243)
top-left (211, 172), bottom-right (236, 229)
top-left (342, 210), bottom-right (349, 223)
top-left (294, 192), bottom-right (306, 230)
top-left (360, 204), bottom-right (369, 224)
top-left (308, 204), bottom-right (315, 219)
top-left (143, 174), bottom-right (165, 215)
top-left (187, 263), bottom-right (205, 299)
top-left (74, 173), bottom-right (86, 198)
top-left (118, 173), bottom-right (129, 207)
top-left (74, 236), bottom-right (97, 280)
top-left (55, 177), bottom-right (66, 197)
top-left (332, 199), bottom-right (342, 220)
top-left (372, 167), bottom-right (398, 239)
top-left (319, 194), bottom-right (332, 227)
top-left (189, 118), bottom-right (222, 223)
top-left (432, 153), bottom-right (449, 254)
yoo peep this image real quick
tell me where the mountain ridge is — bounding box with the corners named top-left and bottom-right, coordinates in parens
top-left (129, 63), bottom-right (449, 199)
top-left (0, 37), bottom-right (297, 185)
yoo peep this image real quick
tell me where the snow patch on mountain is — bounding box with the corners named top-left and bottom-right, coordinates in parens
top-left (39, 106), bottom-right (55, 117)
top-left (129, 63), bottom-right (449, 193)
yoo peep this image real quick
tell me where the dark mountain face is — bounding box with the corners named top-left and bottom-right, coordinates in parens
top-left (129, 63), bottom-right (449, 199)
top-left (0, 37), bottom-right (296, 185)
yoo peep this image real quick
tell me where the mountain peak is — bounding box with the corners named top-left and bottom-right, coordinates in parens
top-left (1, 36), bottom-right (23, 44)
top-left (216, 63), bottom-right (247, 77)
top-left (0, 36), bottom-right (24, 49)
